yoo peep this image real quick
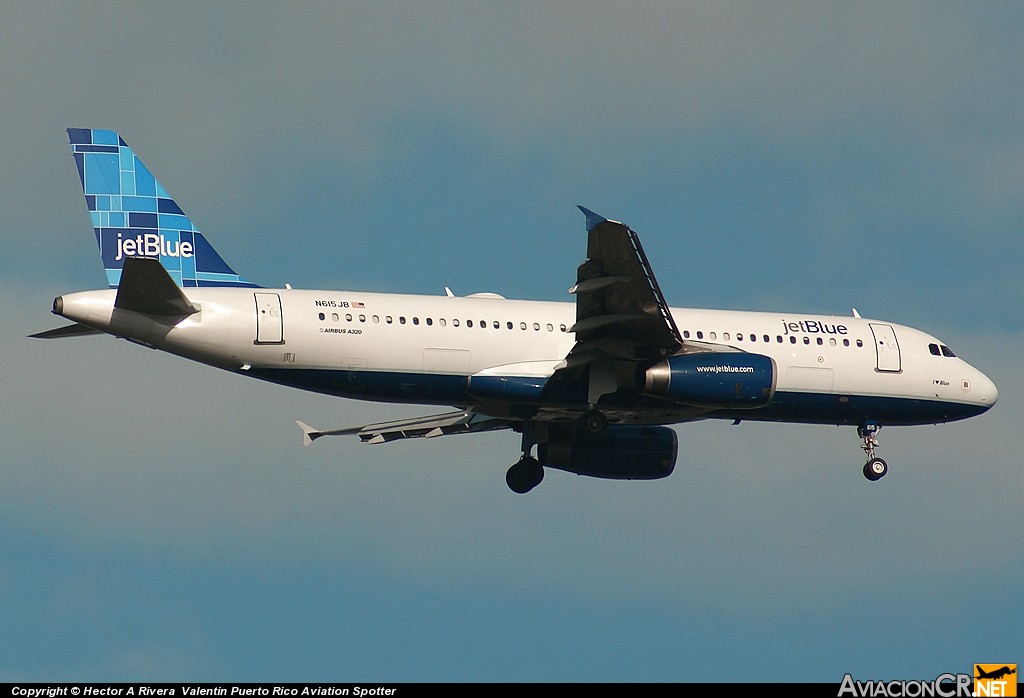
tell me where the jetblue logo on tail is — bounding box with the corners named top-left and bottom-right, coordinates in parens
top-left (114, 232), bottom-right (194, 261)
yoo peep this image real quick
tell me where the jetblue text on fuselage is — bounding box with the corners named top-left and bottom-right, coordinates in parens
top-left (782, 319), bottom-right (848, 335)
top-left (114, 232), bottom-right (193, 261)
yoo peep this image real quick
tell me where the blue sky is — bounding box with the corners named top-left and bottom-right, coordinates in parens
top-left (1, 1), bottom-right (1021, 682)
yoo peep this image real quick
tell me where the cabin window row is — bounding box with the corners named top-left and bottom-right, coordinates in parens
top-left (681, 329), bottom-right (864, 348)
top-left (317, 312), bottom-right (569, 333)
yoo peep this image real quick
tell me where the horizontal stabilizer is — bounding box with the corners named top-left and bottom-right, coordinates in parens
top-left (29, 323), bottom-right (102, 339)
top-left (114, 256), bottom-right (199, 316)
top-left (295, 410), bottom-right (512, 447)
top-left (295, 420), bottom-right (363, 446)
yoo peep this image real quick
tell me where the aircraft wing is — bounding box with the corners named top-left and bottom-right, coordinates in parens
top-left (563, 207), bottom-right (683, 370)
top-left (296, 409), bottom-right (513, 446)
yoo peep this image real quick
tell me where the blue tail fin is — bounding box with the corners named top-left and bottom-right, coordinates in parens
top-left (67, 128), bottom-right (257, 289)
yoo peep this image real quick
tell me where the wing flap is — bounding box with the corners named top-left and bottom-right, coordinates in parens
top-left (569, 313), bottom-right (649, 334)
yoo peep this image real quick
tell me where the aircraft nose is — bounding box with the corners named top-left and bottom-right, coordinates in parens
top-left (973, 370), bottom-right (998, 409)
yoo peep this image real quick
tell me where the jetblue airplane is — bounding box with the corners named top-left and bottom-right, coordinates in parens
top-left (35, 128), bottom-right (998, 493)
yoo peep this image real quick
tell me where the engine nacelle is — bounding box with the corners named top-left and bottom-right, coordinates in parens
top-left (538, 424), bottom-right (677, 480)
top-left (644, 352), bottom-right (776, 408)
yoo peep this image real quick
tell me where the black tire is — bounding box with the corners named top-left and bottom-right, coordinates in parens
top-left (863, 457), bottom-right (888, 481)
top-left (577, 409), bottom-right (608, 437)
top-left (506, 457), bottom-right (544, 494)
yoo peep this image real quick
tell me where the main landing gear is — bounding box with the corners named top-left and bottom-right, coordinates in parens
top-left (506, 455), bottom-right (544, 494)
top-left (506, 420), bottom-right (546, 494)
top-left (858, 423), bottom-right (888, 481)
top-left (577, 408), bottom-right (608, 437)
top-left (505, 410), bottom-right (610, 494)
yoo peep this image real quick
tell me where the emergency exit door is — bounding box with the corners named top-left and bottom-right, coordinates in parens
top-left (869, 323), bottom-right (901, 372)
top-left (255, 292), bottom-right (284, 344)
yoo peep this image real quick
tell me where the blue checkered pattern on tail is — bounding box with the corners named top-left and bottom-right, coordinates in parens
top-left (67, 128), bottom-right (257, 288)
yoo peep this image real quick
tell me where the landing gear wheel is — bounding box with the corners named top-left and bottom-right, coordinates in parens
top-left (863, 457), bottom-right (888, 481)
top-left (857, 423), bottom-right (887, 480)
top-left (578, 409), bottom-right (608, 437)
top-left (506, 456), bottom-right (544, 494)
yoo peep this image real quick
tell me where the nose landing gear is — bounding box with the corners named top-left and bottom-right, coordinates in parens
top-left (859, 423), bottom-right (888, 481)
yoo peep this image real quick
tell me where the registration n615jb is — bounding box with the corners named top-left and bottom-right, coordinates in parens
top-left (35, 129), bottom-right (998, 493)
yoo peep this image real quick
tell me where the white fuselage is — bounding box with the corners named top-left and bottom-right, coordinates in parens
top-left (54, 286), bottom-right (998, 427)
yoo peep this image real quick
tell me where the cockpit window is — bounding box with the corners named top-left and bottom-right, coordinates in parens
top-left (940, 345), bottom-right (956, 357)
top-left (928, 343), bottom-right (941, 356)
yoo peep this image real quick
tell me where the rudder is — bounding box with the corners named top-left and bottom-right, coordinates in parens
top-left (67, 128), bottom-right (257, 289)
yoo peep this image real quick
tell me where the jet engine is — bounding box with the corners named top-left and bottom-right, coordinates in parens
top-left (643, 352), bottom-right (775, 408)
top-left (538, 424), bottom-right (677, 480)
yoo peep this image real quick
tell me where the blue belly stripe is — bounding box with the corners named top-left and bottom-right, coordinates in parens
top-left (248, 368), bottom-right (989, 426)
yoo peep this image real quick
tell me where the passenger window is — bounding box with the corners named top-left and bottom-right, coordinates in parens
top-left (345, 313), bottom-right (353, 322)
top-left (763, 335), bottom-right (770, 342)
top-left (560, 324), bottom-right (567, 332)
top-left (750, 334), bottom-right (756, 342)
top-left (359, 314), bottom-right (366, 322)
top-left (453, 319), bottom-right (460, 327)
top-left (856, 339), bottom-right (863, 347)
top-left (803, 337), bottom-right (810, 345)
top-left (533, 323), bottom-right (540, 331)
top-left (412, 317), bottom-right (419, 325)
top-left (737, 334), bottom-right (743, 341)
top-left (507, 321), bottom-right (513, 330)
top-left (696, 331), bottom-right (704, 339)
top-left (494, 321), bottom-right (500, 329)
top-left (843, 338), bottom-right (849, 346)
top-left (790, 336), bottom-right (797, 344)
top-left (683, 330), bottom-right (691, 339)
top-left (332, 313), bottom-right (339, 322)
top-left (520, 322), bottom-right (527, 330)
top-left (816, 337), bottom-right (823, 345)
top-left (372, 315), bottom-right (379, 324)
top-left (723, 332), bottom-right (730, 341)
top-left (546, 323), bottom-right (553, 332)
top-left (439, 318), bottom-right (446, 327)
top-left (426, 318), bottom-right (433, 326)
top-left (709, 331), bottom-right (717, 340)
top-left (467, 320), bottom-right (473, 327)
top-left (829, 338), bottom-right (836, 346)
top-left (386, 316), bottom-right (393, 324)
top-left (399, 316), bottom-right (406, 325)
top-left (776, 336), bottom-right (783, 343)
top-left (318, 313), bottom-right (325, 321)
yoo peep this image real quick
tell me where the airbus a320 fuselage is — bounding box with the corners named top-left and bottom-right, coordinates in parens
top-left (36, 129), bottom-right (998, 493)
